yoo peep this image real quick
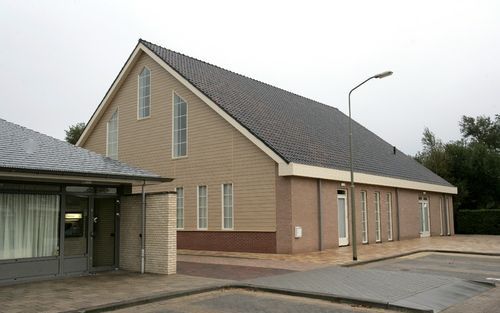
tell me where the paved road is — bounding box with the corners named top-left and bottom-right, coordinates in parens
top-left (357, 252), bottom-right (500, 313)
top-left (112, 289), bottom-right (394, 313)
top-left (112, 252), bottom-right (498, 313)
top-left (357, 252), bottom-right (500, 283)
top-left (245, 265), bottom-right (490, 312)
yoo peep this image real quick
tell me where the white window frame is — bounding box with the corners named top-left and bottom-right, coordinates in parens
top-left (439, 196), bottom-right (444, 236)
top-left (221, 183), bottom-right (234, 230)
top-left (172, 91), bottom-right (188, 159)
top-left (197, 185), bottom-right (208, 230)
top-left (137, 66), bottom-right (151, 120)
top-left (418, 196), bottom-right (431, 237)
top-left (106, 109), bottom-right (118, 159)
top-left (446, 197), bottom-right (451, 235)
top-left (387, 193), bottom-right (393, 241)
top-left (361, 191), bottom-right (368, 244)
top-left (375, 192), bottom-right (381, 242)
top-left (176, 187), bottom-right (184, 229)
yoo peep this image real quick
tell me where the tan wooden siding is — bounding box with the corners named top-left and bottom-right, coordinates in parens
top-left (82, 52), bottom-right (276, 232)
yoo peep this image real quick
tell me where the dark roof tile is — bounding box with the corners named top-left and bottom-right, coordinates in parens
top-left (0, 118), bottom-right (164, 181)
top-left (140, 39), bottom-right (451, 187)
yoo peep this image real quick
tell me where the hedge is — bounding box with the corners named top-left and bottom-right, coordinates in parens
top-left (456, 209), bottom-right (500, 235)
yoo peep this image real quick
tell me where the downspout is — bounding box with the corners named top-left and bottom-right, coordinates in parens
top-left (395, 188), bottom-right (401, 241)
top-left (141, 181), bottom-right (146, 274)
top-left (317, 179), bottom-right (323, 251)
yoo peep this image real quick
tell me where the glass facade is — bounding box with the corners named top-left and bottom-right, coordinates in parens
top-left (0, 193), bottom-right (60, 260)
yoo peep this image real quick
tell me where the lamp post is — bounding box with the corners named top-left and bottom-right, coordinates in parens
top-left (348, 71), bottom-right (393, 261)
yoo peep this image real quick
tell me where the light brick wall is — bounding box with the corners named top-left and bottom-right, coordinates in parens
top-left (120, 195), bottom-right (141, 271)
top-left (120, 192), bottom-right (176, 274)
top-left (145, 192), bottom-right (177, 275)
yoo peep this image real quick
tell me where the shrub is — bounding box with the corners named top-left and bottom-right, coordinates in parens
top-left (456, 209), bottom-right (500, 235)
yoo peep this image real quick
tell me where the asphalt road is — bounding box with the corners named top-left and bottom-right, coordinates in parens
top-left (111, 289), bottom-right (394, 313)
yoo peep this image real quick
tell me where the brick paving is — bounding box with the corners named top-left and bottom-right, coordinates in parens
top-left (1, 236), bottom-right (498, 313)
top-left (178, 235), bottom-right (500, 267)
top-left (0, 272), bottom-right (228, 313)
top-left (177, 261), bottom-right (295, 280)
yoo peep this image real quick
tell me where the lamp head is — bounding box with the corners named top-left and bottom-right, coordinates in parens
top-left (373, 71), bottom-right (393, 79)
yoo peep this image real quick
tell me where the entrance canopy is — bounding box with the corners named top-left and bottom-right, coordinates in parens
top-left (0, 118), bottom-right (172, 283)
top-left (0, 118), bottom-right (171, 186)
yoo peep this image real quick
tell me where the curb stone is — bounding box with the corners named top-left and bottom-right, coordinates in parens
top-left (61, 282), bottom-right (433, 313)
top-left (342, 249), bottom-right (500, 267)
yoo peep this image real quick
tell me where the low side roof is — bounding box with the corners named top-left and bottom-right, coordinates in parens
top-left (139, 40), bottom-right (452, 187)
top-left (0, 118), bottom-right (169, 183)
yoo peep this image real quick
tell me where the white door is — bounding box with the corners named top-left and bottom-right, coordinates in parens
top-left (419, 197), bottom-right (430, 237)
top-left (337, 191), bottom-right (349, 246)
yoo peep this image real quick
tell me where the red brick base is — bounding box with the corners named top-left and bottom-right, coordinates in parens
top-left (177, 231), bottom-right (277, 253)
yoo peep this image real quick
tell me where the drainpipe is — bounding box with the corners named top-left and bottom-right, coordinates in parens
top-left (317, 179), bottom-right (323, 251)
top-left (395, 188), bottom-right (401, 241)
top-left (141, 181), bottom-right (146, 274)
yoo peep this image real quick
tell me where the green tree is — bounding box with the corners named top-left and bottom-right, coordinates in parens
top-left (64, 122), bottom-right (86, 145)
top-left (459, 114), bottom-right (499, 150)
top-left (414, 127), bottom-right (448, 179)
top-left (416, 115), bottom-right (500, 212)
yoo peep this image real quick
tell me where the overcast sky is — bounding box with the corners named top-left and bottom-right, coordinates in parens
top-left (1, 0), bottom-right (498, 155)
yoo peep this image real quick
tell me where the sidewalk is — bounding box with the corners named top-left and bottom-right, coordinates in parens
top-left (244, 266), bottom-right (493, 312)
top-left (0, 272), bottom-right (229, 313)
top-left (179, 235), bottom-right (500, 267)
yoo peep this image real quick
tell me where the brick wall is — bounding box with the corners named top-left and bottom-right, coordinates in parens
top-left (275, 176), bottom-right (454, 253)
top-left (178, 231), bottom-right (276, 253)
top-left (120, 195), bottom-right (141, 271)
top-left (120, 192), bottom-right (176, 274)
top-left (145, 192), bottom-right (177, 274)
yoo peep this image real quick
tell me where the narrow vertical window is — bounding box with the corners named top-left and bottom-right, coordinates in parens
top-left (374, 192), bottom-right (381, 242)
top-left (222, 183), bottom-right (233, 229)
top-left (176, 187), bottom-right (184, 229)
top-left (138, 67), bottom-right (151, 119)
top-left (446, 197), bottom-right (451, 235)
top-left (387, 193), bottom-right (393, 241)
top-left (197, 185), bottom-right (207, 229)
top-left (361, 191), bottom-right (368, 243)
top-left (439, 196), bottom-right (444, 236)
top-left (106, 110), bottom-right (118, 159)
top-left (173, 93), bottom-right (187, 158)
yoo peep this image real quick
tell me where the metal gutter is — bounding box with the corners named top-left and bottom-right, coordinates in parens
top-left (0, 166), bottom-right (172, 184)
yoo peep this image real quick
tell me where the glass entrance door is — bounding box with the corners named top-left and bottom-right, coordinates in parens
top-left (419, 196), bottom-right (430, 237)
top-left (91, 198), bottom-right (117, 270)
top-left (63, 195), bottom-right (89, 274)
top-left (337, 190), bottom-right (349, 246)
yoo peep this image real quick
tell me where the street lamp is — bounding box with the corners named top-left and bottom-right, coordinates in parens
top-left (348, 71), bottom-right (393, 261)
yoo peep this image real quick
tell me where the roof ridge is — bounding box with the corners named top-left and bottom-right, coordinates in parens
top-left (138, 39), bottom-right (339, 112)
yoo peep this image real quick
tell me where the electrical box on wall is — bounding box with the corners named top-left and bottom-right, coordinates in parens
top-left (295, 226), bottom-right (302, 238)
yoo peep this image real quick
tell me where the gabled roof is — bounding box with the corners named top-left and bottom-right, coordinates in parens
top-left (139, 39), bottom-right (452, 188)
top-left (77, 39), bottom-right (454, 192)
top-left (0, 118), bottom-right (169, 183)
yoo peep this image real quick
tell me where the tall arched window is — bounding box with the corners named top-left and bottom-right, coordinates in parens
top-left (106, 110), bottom-right (118, 159)
top-left (138, 67), bottom-right (151, 119)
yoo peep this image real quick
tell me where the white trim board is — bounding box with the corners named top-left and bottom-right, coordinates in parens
top-left (278, 163), bottom-right (458, 194)
top-left (77, 45), bottom-right (143, 147)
